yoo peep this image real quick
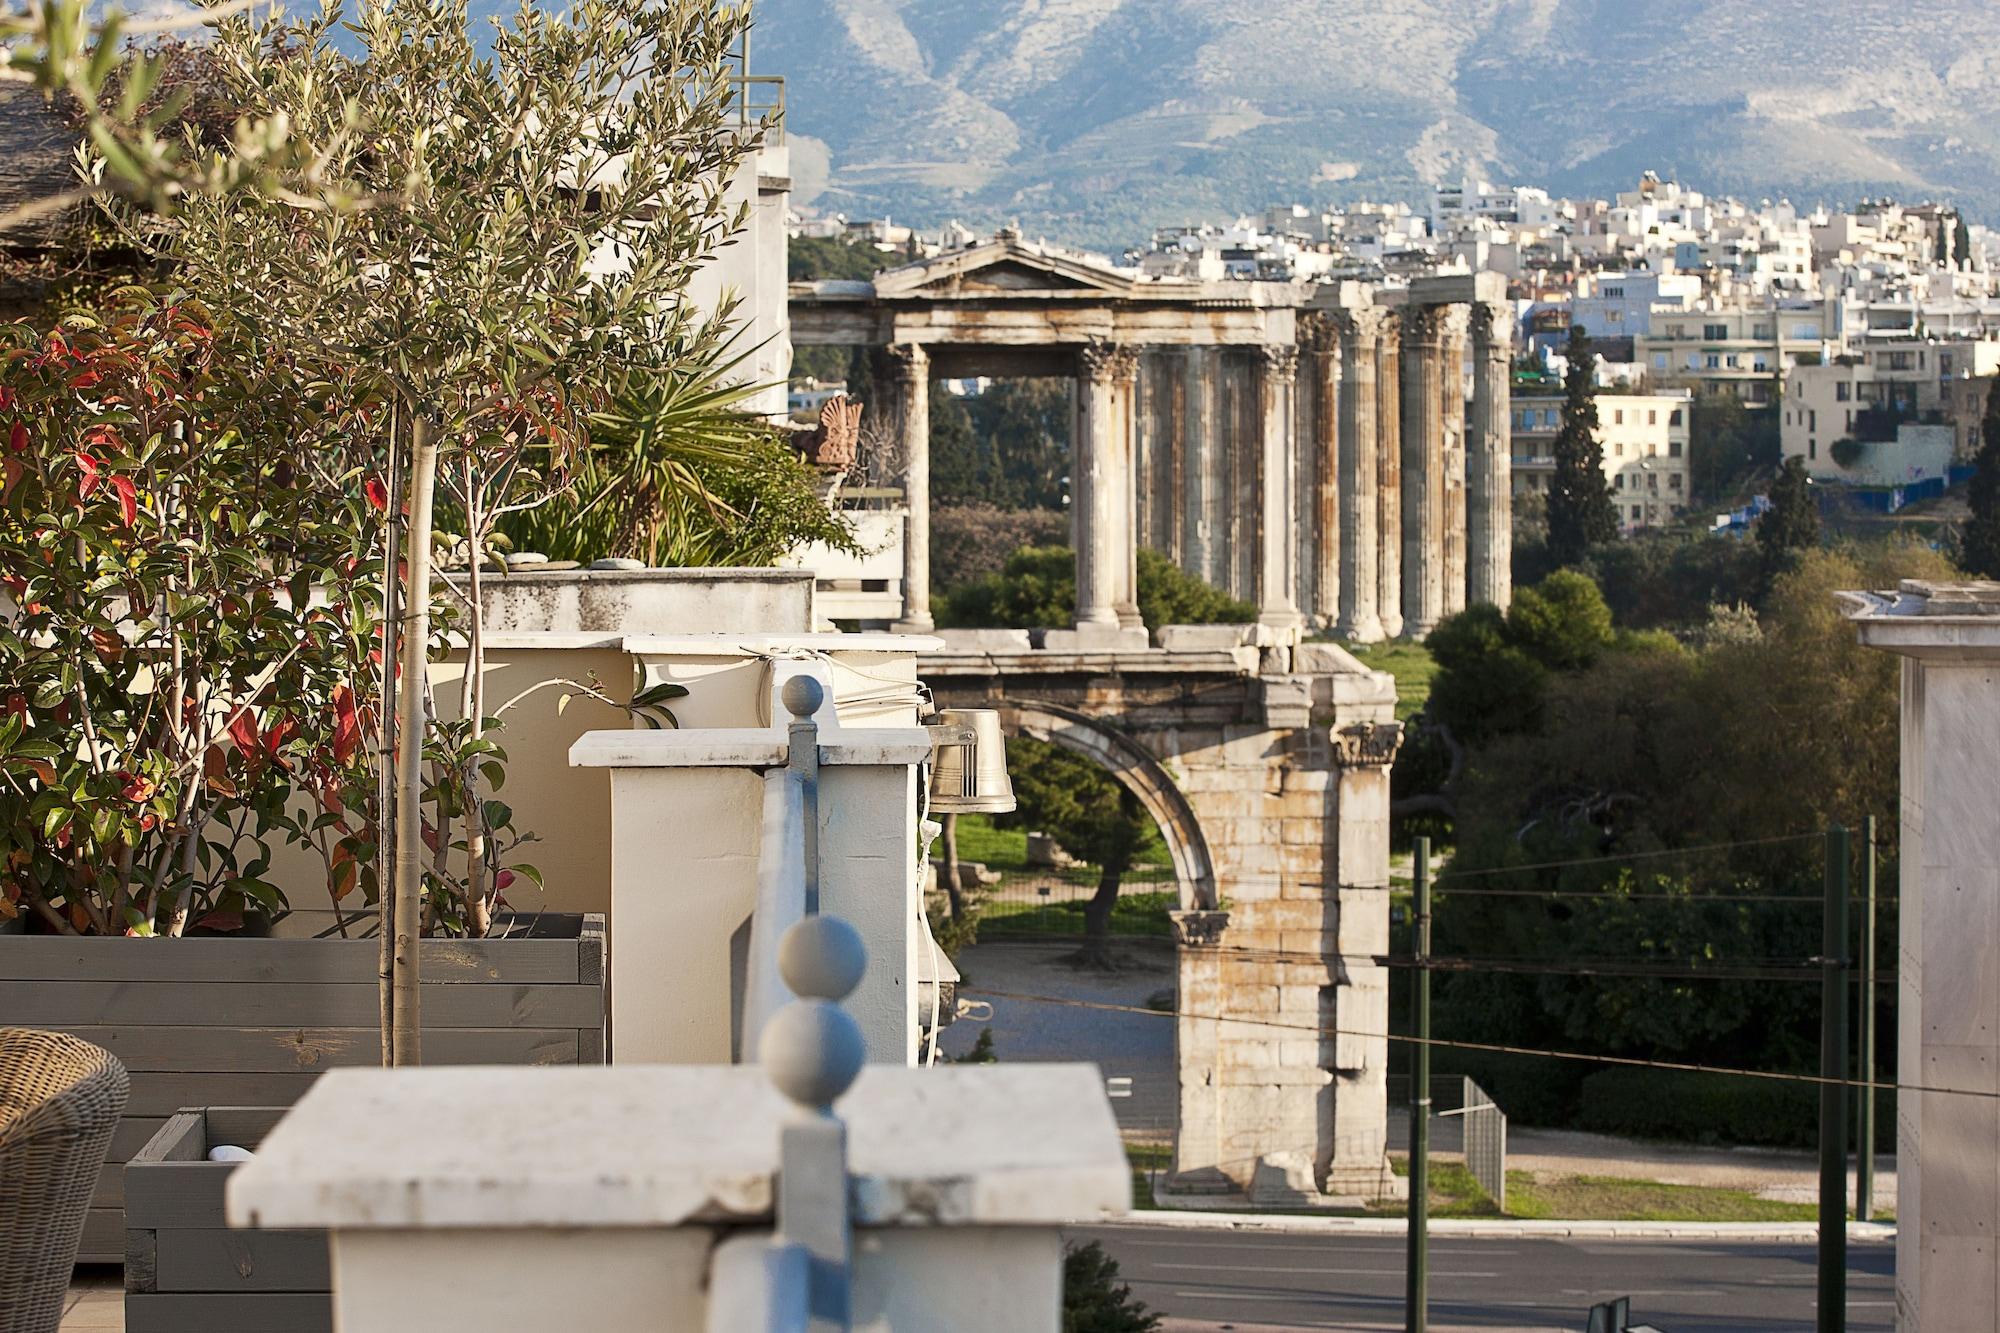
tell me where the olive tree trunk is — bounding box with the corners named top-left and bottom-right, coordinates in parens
top-left (390, 411), bottom-right (439, 1066)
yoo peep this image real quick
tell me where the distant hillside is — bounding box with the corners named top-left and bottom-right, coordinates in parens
top-left (754, 0), bottom-right (2000, 250)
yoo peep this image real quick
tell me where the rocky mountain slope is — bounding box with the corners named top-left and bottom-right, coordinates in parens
top-left (754, 0), bottom-right (2000, 249)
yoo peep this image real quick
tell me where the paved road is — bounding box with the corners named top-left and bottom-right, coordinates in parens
top-left (1068, 1225), bottom-right (1896, 1331)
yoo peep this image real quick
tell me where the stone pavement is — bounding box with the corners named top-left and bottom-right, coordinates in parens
top-left (59, 1269), bottom-right (121, 1332)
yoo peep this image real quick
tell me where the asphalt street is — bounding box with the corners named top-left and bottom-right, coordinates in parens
top-left (1066, 1225), bottom-right (1896, 1331)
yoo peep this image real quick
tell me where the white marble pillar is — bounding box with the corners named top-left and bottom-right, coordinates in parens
top-left (1375, 316), bottom-right (1404, 638)
top-left (886, 342), bottom-right (933, 632)
top-left (1400, 306), bottom-right (1446, 638)
top-left (1113, 350), bottom-right (1143, 630)
top-left (1440, 305), bottom-right (1470, 620)
top-left (1183, 346), bottom-right (1218, 587)
top-left (1301, 314), bottom-right (1341, 626)
top-left (1467, 302), bottom-right (1514, 611)
top-left (1074, 342), bottom-right (1127, 630)
top-left (1257, 344), bottom-right (1304, 629)
top-left (1335, 310), bottom-right (1384, 642)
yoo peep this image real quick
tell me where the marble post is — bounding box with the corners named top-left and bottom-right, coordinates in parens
top-left (1440, 305), bottom-right (1469, 619)
top-left (1467, 302), bottom-right (1514, 611)
top-left (1335, 310), bottom-right (1384, 642)
top-left (1074, 343), bottom-right (1127, 630)
top-left (1257, 344), bottom-right (1304, 629)
top-left (1114, 350), bottom-right (1143, 631)
top-left (1183, 346), bottom-right (1219, 587)
top-left (1301, 315), bottom-right (1341, 626)
top-left (887, 342), bottom-right (932, 632)
top-left (1400, 305), bottom-right (1446, 638)
top-left (1374, 316), bottom-right (1404, 638)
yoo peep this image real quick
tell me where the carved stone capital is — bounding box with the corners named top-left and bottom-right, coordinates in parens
top-left (1298, 312), bottom-right (1341, 355)
top-left (883, 342), bottom-right (929, 383)
top-left (1437, 303), bottom-right (1472, 342)
top-left (1400, 303), bottom-right (1447, 348)
top-left (1471, 301), bottom-right (1515, 354)
top-left (1332, 720), bottom-right (1403, 768)
top-left (1169, 909), bottom-right (1232, 947)
top-left (1258, 343), bottom-right (1300, 379)
top-left (1080, 340), bottom-right (1138, 385)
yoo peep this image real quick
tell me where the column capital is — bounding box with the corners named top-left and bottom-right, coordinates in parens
top-left (883, 342), bottom-right (929, 382)
top-left (1257, 343), bottom-right (1300, 378)
top-left (1400, 302), bottom-right (1448, 346)
top-left (1470, 301), bottom-right (1514, 351)
top-left (1437, 303), bottom-right (1472, 341)
top-left (1298, 312), bottom-right (1341, 354)
top-left (1080, 340), bottom-right (1138, 384)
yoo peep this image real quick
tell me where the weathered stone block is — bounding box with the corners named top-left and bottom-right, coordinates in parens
top-left (931, 628), bottom-right (1035, 653)
top-left (1293, 642), bottom-right (1368, 676)
top-left (1157, 624), bottom-right (1256, 652)
top-left (1041, 625), bottom-right (1151, 652)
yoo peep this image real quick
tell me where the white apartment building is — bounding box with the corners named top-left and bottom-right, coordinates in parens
top-left (1570, 268), bottom-right (1703, 339)
top-left (1512, 390), bottom-right (1693, 532)
top-left (1636, 299), bottom-right (1836, 404)
top-left (1781, 335), bottom-right (2000, 481)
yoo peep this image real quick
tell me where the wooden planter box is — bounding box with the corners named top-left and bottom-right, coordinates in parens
top-left (3, 913), bottom-right (604, 1261)
top-left (124, 1107), bottom-right (331, 1333)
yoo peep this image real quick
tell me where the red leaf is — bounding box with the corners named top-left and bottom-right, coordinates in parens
top-left (89, 627), bottom-right (123, 660)
top-left (364, 476), bottom-right (389, 511)
top-left (75, 452), bottom-right (101, 499)
top-left (194, 910), bottom-right (244, 933)
top-left (111, 475), bottom-right (137, 526)
top-left (226, 707), bottom-right (260, 756)
top-left (329, 843), bottom-right (358, 901)
top-left (115, 770), bottom-right (156, 803)
top-left (495, 869), bottom-right (516, 893)
top-left (1, 457), bottom-right (22, 500)
top-left (331, 683), bottom-right (362, 763)
top-left (6, 421), bottom-right (25, 453)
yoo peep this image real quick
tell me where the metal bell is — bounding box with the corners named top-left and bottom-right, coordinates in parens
top-left (926, 708), bottom-right (1016, 814)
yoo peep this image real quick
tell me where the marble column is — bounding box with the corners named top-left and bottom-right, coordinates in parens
top-left (1301, 314), bottom-right (1341, 626)
top-left (1074, 342), bottom-right (1128, 629)
top-left (886, 342), bottom-right (933, 632)
top-left (1375, 315), bottom-right (1404, 639)
top-left (1439, 305), bottom-right (1470, 620)
top-left (1400, 305), bottom-right (1446, 638)
top-left (1467, 302), bottom-right (1514, 611)
top-left (1257, 344), bottom-right (1303, 629)
top-left (1335, 310), bottom-right (1384, 642)
top-left (1183, 346), bottom-right (1218, 586)
top-left (1114, 351), bottom-right (1143, 631)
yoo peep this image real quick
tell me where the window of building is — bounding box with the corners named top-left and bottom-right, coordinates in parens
top-left (1615, 474), bottom-right (1625, 489)
top-left (1726, 355), bottom-right (1740, 368)
top-left (1670, 473), bottom-right (1683, 490)
top-left (1809, 438), bottom-right (1817, 459)
top-left (1648, 472), bottom-right (1658, 490)
top-left (1653, 353), bottom-right (1668, 369)
top-left (1604, 286), bottom-right (1624, 298)
top-left (1810, 409), bottom-right (1817, 432)
top-left (1669, 440), bottom-right (1683, 457)
top-left (1705, 354), bottom-right (1720, 369)
top-left (1614, 408), bottom-right (1624, 424)
top-left (1631, 504), bottom-right (1643, 520)
top-left (1648, 409), bottom-right (1657, 425)
top-left (1753, 323), bottom-right (1774, 339)
top-left (1704, 323), bottom-right (1729, 340)
top-left (1836, 382), bottom-right (1851, 402)
top-left (1614, 442), bottom-right (1625, 457)
top-left (1669, 409), bottom-right (1683, 426)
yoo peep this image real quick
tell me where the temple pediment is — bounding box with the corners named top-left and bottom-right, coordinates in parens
top-left (873, 238), bottom-right (1141, 301)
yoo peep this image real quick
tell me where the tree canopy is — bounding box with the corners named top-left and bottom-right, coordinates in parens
top-left (1962, 381), bottom-right (2000, 578)
top-left (1544, 327), bottom-right (1619, 565)
top-left (937, 546), bottom-right (1254, 630)
top-left (1757, 456), bottom-right (1821, 582)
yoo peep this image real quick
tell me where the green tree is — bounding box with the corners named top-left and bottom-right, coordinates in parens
top-left (788, 234), bottom-right (883, 283)
top-left (932, 379), bottom-right (1072, 511)
top-left (1062, 1241), bottom-right (1160, 1333)
top-left (1545, 327), bottom-right (1619, 565)
top-left (937, 546), bottom-right (1253, 630)
top-left (1757, 456), bottom-right (1821, 580)
top-left (1962, 381), bottom-right (2000, 578)
top-left (1002, 737), bottom-right (1153, 967)
top-left (1688, 395), bottom-right (1781, 505)
top-left (1955, 215), bottom-right (1973, 268)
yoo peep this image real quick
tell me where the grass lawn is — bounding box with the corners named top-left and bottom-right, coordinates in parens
top-left (1380, 1159), bottom-right (1824, 1222)
top-left (981, 888), bottom-right (1178, 938)
top-left (1337, 640), bottom-right (1438, 723)
top-left (1127, 1141), bottom-right (1172, 1209)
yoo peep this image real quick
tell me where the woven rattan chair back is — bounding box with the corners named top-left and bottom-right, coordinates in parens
top-left (0, 1029), bottom-right (129, 1333)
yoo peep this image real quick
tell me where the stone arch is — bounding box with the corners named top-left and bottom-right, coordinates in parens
top-left (986, 700), bottom-right (1218, 911)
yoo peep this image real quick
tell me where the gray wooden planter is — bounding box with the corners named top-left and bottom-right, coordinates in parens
top-left (3, 913), bottom-right (604, 1261)
top-left (124, 1107), bottom-right (331, 1333)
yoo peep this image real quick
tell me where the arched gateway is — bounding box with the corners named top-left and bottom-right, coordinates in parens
top-left (922, 633), bottom-right (1405, 1204)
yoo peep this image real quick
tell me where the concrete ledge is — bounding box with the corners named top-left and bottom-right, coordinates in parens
top-left (570, 727), bottom-right (933, 768)
top-left (1072, 1210), bottom-right (1898, 1243)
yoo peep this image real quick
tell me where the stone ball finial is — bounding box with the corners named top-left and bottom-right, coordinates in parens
top-left (761, 999), bottom-right (866, 1110)
top-left (779, 914), bottom-right (867, 1001)
top-left (781, 674), bottom-right (826, 721)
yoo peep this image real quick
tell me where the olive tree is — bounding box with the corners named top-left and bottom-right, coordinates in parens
top-left (126, 0), bottom-right (763, 1062)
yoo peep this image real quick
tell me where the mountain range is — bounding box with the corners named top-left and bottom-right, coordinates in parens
top-left (752, 0), bottom-right (2000, 251)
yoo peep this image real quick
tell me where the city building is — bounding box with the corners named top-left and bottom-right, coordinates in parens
top-left (1512, 390), bottom-right (1692, 532)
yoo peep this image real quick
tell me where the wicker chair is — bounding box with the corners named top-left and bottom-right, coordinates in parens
top-left (0, 1029), bottom-right (129, 1333)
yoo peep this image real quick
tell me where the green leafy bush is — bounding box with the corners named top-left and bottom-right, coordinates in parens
top-left (936, 545), bottom-right (1252, 630)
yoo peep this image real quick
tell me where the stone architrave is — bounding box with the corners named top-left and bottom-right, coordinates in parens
top-left (885, 343), bottom-right (932, 632)
top-left (1335, 310), bottom-right (1385, 642)
top-left (1400, 305), bottom-right (1446, 637)
top-left (1439, 304), bottom-right (1470, 619)
top-left (1374, 315), bottom-right (1404, 638)
top-left (1257, 344), bottom-right (1304, 629)
top-left (1299, 315), bottom-right (1341, 627)
top-left (1075, 342), bottom-right (1130, 630)
top-left (1467, 302), bottom-right (1514, 610)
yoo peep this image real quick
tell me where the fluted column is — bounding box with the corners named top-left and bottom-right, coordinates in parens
top-left (1375, 314), bottom-right (1404, 638)
top-left (1440, 304), bottom-right (1470, 619)
top-left (1400, 305), bottom-right (1447, 637)
top-left (1257, 344), bottom-right (1303, 629)
top-left (1183, 346), bottom-right (1219, 586)
top-left (1336, 310), bottom-right (1384, 642)
top-left (886, 342), bottom-right (933, 631)
top-left (1301, 314), bottom-right (1341, 625)
top-left (1074, 342), bottom-right (1128, 629)
top-left (1113, 350), bottom-right (1143, 630)
top-left (1468, 302), bottom-right (1514, 610)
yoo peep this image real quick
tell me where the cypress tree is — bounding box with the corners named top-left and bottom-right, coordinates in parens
top-left (1758, 455), bottom-right (1821, 578)
top-left (1954, 215), bottom-right (1972, 269)
top-left (1546, 325), bottom-right (1619, 565)
top-left (1963, 380), bottom-right (2000, 578)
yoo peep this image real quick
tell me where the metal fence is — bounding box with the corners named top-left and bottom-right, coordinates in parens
top-left (1459, 1077), bottom-right (1507, 1210)
top-left (938, 859), bottom-right (1180, 940)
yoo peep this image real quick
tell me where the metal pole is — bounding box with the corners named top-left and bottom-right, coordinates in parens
top-left (1405, 837), bottom-right (1431, 1333)
top-left (1818, 824), bottom-right (1850, 1333)
top-left (1856, 815), bottom-right (1876, 1223)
